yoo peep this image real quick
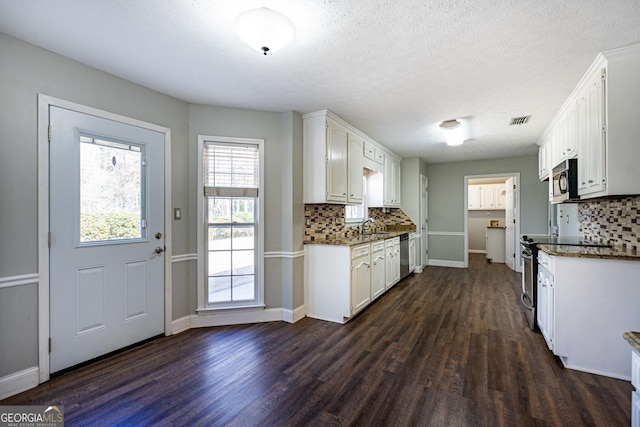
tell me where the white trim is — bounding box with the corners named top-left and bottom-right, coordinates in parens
top-left (171, 253), bottom-right (198, 263)
top-left (264, 250), bottom-right (305, 259)
top-left (197, 135), bottom-right (265, 312)
top-left (37, 94), bottom-right (172, 385)
top-left (427, 231), bottom-right (465, 236)
top-left (171, 304), bottom-right (306, 332)
top-left (191, 308), bottom-right (283, 328)
top-left (282, 305), bottom-right (306, 323)
top-left (464, 173), bottom-right (521, 272)
top-left (170, 315), bottom-right (193, 335)
top-left (0, 273), bottom-right (39, 289)
top-left (428, 259), bottom-right (466, 268)
top-left (0, 366), bottom-right (39, 401)
top-left (469, 249), bottom-right (487, 254)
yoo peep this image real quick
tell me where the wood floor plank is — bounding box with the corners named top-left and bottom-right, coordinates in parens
top-left (2, 253), bottom-right (633, 426)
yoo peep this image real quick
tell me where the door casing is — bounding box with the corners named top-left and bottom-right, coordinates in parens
top-left (463, 172), bottom-right (521, 271)
top-left (37, 95), bottom-right (172, 383)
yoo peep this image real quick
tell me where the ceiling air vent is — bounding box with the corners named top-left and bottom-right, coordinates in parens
top-left (509, 116), bottom-right (531, 126)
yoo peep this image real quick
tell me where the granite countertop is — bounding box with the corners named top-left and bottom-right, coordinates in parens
top-left (304, 229), bottom-right (414, 246)
top-left (623, 331), bottom-right (640, 353)
top-left (538, 243), bottom-right (640, 261)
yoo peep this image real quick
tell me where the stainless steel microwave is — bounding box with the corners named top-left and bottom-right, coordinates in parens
top-left (552, 158), bottom-right (579, 203)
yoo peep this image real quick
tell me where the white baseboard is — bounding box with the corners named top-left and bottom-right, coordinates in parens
top-left (172, 305), bottom-right (307, 332)
top-left (282, 305), bottom-right (306, 323)
top-left (170, 315), bottom-right (193, 335)
top-left (469, 249), bottom-right (487, 254)
top-left (428, 259), bottom-right (466, 268)
top-left (0, 366), bottom-right (39, 400)
top-left (190, 308), bottom-right (282, 328)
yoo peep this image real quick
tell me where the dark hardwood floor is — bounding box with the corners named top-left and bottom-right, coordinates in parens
top-left (3, 254), bottom-right (632, 426)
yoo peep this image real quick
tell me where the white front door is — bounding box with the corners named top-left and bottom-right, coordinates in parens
top-left (505, 177), bottom-right (516, 270)
top-left (49, 106), bottom-right (165, 373)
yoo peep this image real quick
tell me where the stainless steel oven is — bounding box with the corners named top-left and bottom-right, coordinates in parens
top-left (520, 243), bottom-right (536, 331)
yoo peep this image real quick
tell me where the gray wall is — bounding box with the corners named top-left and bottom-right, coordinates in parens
top-left (0, 34), bottom-right (189, 378)
top-left (188, 105), bottom-right (304, 312)
top-left (468, 210), bottom-right (506, 251)
top-left (425, 155), bottom-right (548, 262)
top-left (0, 33), bottom-right (303, 380)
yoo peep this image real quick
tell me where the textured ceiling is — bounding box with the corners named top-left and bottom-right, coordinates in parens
top-left (1, 1), bottom-right (640, 163)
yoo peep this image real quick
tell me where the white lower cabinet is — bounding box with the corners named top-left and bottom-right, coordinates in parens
top-left (350, 244), bottom-right (371, 315)
top-left (633, 390), bottom-right (639, 427)
top-left (371, 241), bottom-right (386, 300)
top-left (305, 237), bottom-right (401, 324)
top-left (408, 234), bottom-right (417, 272)
top-left (536, 251), bottom-right (640, 379)
top-left (632, 350), bottom-right (640, 427)
top-left (536, 251), bottom-right (554, 351)
top-left (385, 237), bottom-right (400, 289)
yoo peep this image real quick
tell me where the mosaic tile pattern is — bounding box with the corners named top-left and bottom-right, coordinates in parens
top-left (304, 204), bottom-right (415, 241)
top-left (579, 196), bottom-right (639, 249)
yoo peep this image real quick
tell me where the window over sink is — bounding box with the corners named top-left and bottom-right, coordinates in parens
top-left (345, 176), bottom-right (367, 223)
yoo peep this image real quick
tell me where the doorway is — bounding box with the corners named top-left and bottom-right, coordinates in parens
top-left (38, 96), bottom-right (172, 379)
top-left (464, 173), bottom-right (520, 272)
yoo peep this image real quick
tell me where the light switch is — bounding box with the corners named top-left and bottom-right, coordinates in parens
top-left (174, 208), bottom-right (181, 220)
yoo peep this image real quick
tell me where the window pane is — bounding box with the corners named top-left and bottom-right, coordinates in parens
top-left (80, 136), bottom-right (144, 242)
top-left (232, 250), bottom-right (254, 276)
top-left (232, 275), bottom-right (255, 301)
top-left (208, 276), bottom-right (231, 303)
top-left (232, 226), bottom-right (254, 250)
top-left (231, 199), bottom-right (255, 223)
top-left (208, 251), bottom-right (231, 276)
top-left (208, 226), bottom-right (231, 250)
top-left (208, 199), bottom-right (231, 223)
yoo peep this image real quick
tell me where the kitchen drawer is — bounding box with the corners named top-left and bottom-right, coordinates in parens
top-left (633, 350), bottom-right (640, 390)
top-left (372, 241), bottom-right (385, 252)
top-left (351, 243), bottom-right (370, 259)
top-left (538, 251), bottom-right (555, 274)
top-left (385, 237), bottom-right (399, 248)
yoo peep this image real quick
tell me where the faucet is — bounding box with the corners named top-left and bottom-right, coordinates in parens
top-left (361, 218), bottom-right (375, 235)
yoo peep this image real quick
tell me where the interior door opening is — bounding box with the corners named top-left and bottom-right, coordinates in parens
top-left (464, 173), bottom-right (520, 271)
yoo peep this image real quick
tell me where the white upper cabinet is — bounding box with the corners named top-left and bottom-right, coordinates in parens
top-left (468, 184), bottom-right (506, 210)
top-left (325, 118), bottom-right (349, 202)
top-left (577, 69), bottom-right (606, 196)
top-left (347, 133), bottom-right (364, 204)
top-left (303, 110), bottom-right (401, 205)
top-left (383, 154), bottom-right (401, 207)
top-left (539, 45), bottom-right (640, 199)
top-left (538, 140), bottom-right (550, 181)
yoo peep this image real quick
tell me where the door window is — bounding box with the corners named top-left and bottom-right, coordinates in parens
top-left (79, 135), bottom-right (146, 244)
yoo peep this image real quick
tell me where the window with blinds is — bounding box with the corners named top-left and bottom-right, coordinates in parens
top-left (203, 141), bottom-right (260, 307)
top-left (204, 143), bottom-right (259, 197)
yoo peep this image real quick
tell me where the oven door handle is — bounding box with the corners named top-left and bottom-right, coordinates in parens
top-left (521, 250), bottom-right (533, 260)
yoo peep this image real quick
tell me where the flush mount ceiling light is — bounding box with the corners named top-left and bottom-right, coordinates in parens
top-left (439, 119), bottom-right (464, 146)
top-left (235, 7), bottom-right (296, 56)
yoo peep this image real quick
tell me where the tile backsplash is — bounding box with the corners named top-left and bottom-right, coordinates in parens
top-left (579, 196), bottom-right (639, 249)
top-left (304, 204), bottom-right (415, 241)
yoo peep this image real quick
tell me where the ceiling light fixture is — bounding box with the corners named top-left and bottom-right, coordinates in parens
top-left (439, 119), bottom-right (464, 146)
top-left (235, 7), bottom-right (296, 56)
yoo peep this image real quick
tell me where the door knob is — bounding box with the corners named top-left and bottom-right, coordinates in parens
top-left (154, 246), bottom-right (165, 254)
top-left (155, 232), bottom-right (162, 239)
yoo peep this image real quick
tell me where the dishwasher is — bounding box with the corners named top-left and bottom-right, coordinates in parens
top-left (399, 233), bottom-right (410, 279)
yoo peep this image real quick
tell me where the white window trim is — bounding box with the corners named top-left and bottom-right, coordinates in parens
top-left (196, 135), bottom-right (265, 312)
